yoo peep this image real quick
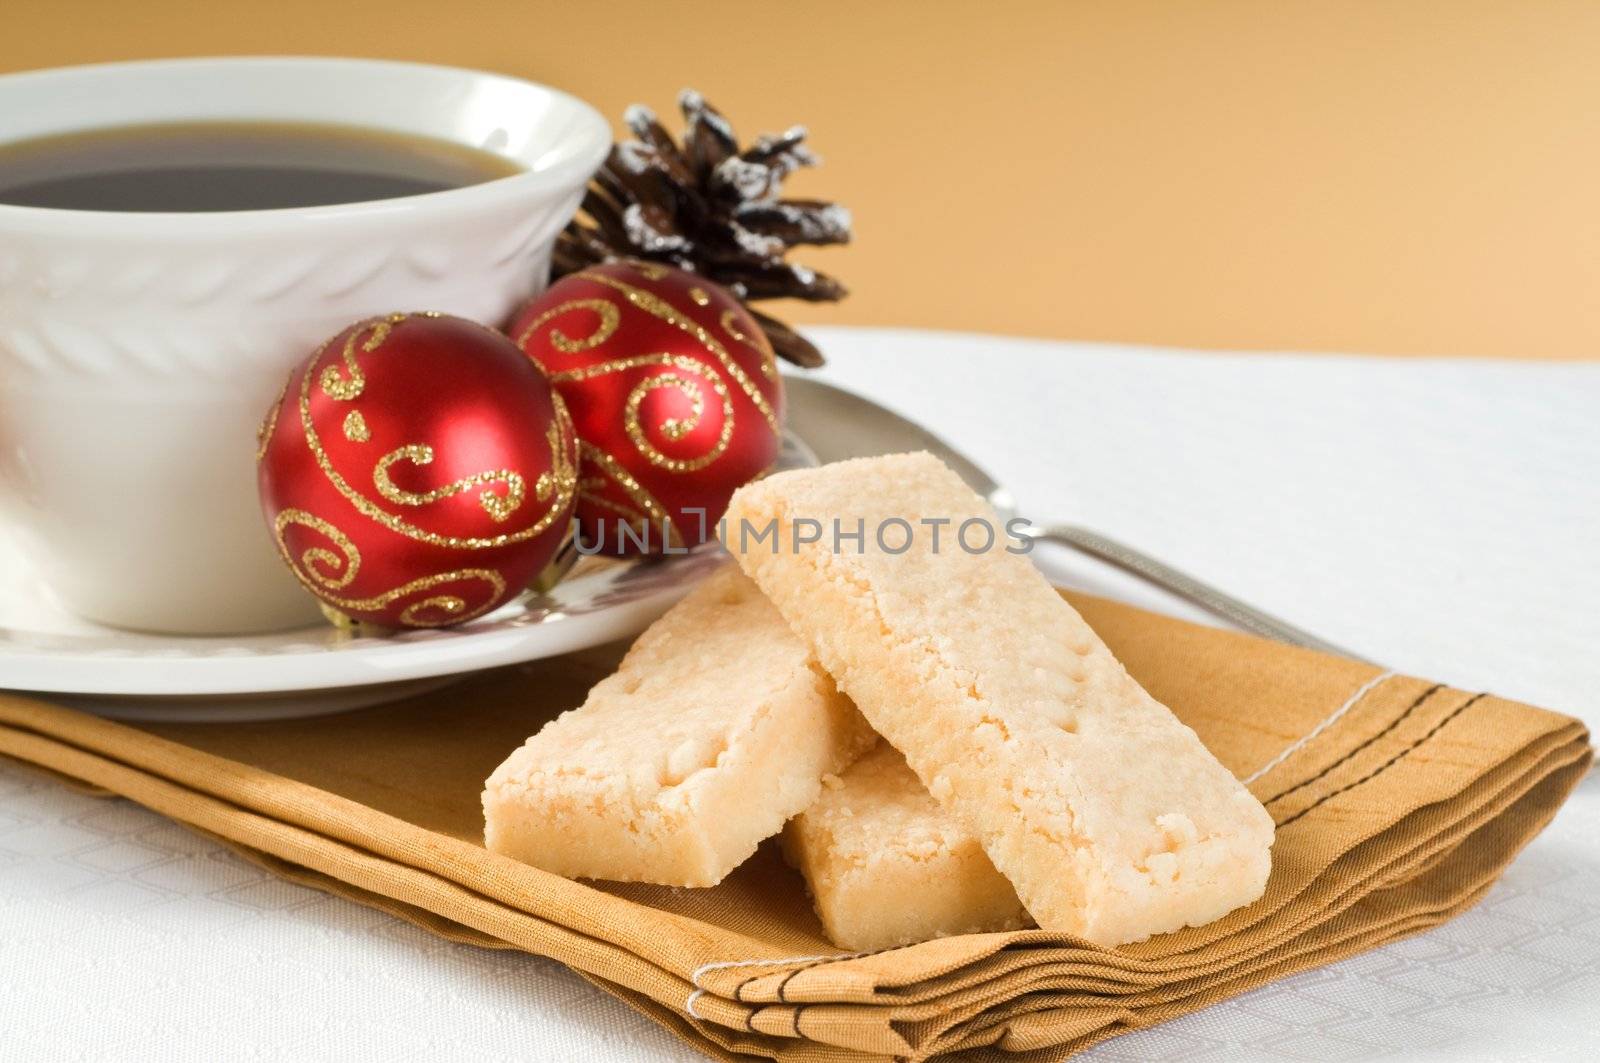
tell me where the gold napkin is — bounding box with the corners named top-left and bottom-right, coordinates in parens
top-left (0, 593), bottom-right (1588, 1061)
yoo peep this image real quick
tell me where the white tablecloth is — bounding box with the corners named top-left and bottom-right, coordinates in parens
top-left (4, 328), bottom-right (1597, 1060)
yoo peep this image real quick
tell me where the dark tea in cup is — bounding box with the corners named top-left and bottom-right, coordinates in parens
top-left (0, 120), bottom-right (523, 212)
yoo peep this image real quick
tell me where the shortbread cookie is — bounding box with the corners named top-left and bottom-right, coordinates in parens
top-left (725, 452), bottom-right (1274, 945)
top-left (784, 742), bottom-right (1031, 950)
top-left (483, 565), bottom-right (875, 887)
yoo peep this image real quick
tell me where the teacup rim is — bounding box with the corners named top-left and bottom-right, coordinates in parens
top-left (0, 55), bottom-right (612, 231)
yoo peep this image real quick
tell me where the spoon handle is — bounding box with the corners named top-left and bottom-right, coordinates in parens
top-left (1035, 523), bottom-right (1372, 663)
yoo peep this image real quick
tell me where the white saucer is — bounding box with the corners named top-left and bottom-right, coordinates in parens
top-left (1, 433), bottom-right (814, 721)
top-left (0, 547), bottom-right (729, 721)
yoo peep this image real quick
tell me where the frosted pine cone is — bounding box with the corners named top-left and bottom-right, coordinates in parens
top-left (552, 90), bottom-right (851, 367)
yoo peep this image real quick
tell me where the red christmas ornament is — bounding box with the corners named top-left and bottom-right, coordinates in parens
top-left (510, 261), bottom-right (783, 555)
top-left (257, 312), bottom-right (578, 628)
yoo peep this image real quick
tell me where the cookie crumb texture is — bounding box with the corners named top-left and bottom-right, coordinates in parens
top-left (483, 565), bottom-right (874, 886)
top-left (728, 452), bottom-right (1275, 946)
top-left (785, 742), bottom-right (1031, 950)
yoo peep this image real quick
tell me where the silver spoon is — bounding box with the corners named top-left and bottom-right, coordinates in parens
top-left (783, 377), bottom-right (1367, 662)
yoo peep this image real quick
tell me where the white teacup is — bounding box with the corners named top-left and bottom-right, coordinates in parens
top-left (0, 58), bottom-right (609, 635)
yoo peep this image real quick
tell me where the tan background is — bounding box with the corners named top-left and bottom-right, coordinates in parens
top-left (6, 0), bottom-right (1598, 359)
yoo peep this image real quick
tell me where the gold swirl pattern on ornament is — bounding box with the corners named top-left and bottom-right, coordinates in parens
top-left (648, 374), bottom-right (701, 440)
top-left (574, 270), bottom-right (780, 434)
top-left (271, 508), bottom-right (507, 627)
top-left (536, 397), bottom-right (580, 504)
top-left (578, 441), bottom-right (683, 549)
top-left (550, 352), bottom-right (735, 474)
top-left (319, 314), bottom-right (401, 402)
top-left (256, 375), bottom-right (290, 462)
top-left (720, 309), bottom-right (778, 381)
top-left (514, 298), bottom-right (621, 354)
top-left (343, 410), bottom-right (371, 443)
top-left (273, 508), bottom-right (360, 590)
top-left (389, 575), bottom-right (506, 626)
top-left (373, 444), bottom-right (527, 524)
top-left (623, 369), bottom-right (733, 471)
